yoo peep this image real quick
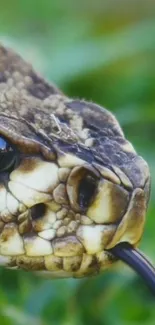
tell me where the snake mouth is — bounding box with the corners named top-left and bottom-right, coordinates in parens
top-left (0, 153), bottom-right (149, 278)
top-left (0, 185), bottom-right (147, 278)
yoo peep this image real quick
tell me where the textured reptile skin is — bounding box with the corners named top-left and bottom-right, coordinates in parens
top-left (0, 44), bottom-right (150, 277)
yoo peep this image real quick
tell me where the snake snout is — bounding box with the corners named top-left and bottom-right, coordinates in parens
top-left (66, 160), bottom-right (150, 256)
top-left (77, 182), bottom-right (147, 254)
top-left (86, 179), bottom-right (130, 224)
top-left (106, 187), bottom-right (147, 249)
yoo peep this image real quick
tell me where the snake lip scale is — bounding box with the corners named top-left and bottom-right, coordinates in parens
top-left (0, 43), bottom-right (154, 293)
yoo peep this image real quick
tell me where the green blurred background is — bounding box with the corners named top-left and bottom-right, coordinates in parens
top-left (0, 0), bottom-right (155, 324)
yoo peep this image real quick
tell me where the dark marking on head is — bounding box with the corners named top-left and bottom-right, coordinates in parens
top-left (23, 111), bottom-right (35, 124)
top-left (57, 114), bottom-right (70, 125)
top-left (18, 157), bottom-right (39, 173)
top-left (27, 83), bottom-right (50, 100)
top-left (66, 100), bottom-right (123, 138)
top-left (78, 173), bottom-right (98, 210)
top-left (89, 255), bottom-right (99, 269)
top-left (31, 203), bottom-right (46, 220)
top-left (27, 71), bottom-right (60, 99)
top-left (54, 139), bottom-right (95, 164)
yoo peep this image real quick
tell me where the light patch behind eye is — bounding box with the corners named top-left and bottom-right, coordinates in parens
top-left (6, 192), bottom-right (19, 215)
top-left (10, 158), bottom-right (59, 192)
top-left (8, 181), bottom-right (52, 207)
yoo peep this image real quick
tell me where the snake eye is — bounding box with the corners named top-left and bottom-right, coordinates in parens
top-left (67, 166), bottom-right (99, 211)
top-left (78, 174), bottom-right (97, 209)
top-left (0, 136), bottom-right (18, 172)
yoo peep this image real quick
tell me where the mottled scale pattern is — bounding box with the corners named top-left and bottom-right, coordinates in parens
top-left (0, 44), bottom-right (150, 277)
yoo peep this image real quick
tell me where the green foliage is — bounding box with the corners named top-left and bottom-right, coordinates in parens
top-left (0, 0), bottom-right (155, 324)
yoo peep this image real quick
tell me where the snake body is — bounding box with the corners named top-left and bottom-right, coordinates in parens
top-left (0, 45), bottom-right (150, 277)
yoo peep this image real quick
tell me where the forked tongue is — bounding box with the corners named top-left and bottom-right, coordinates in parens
top-left (108, 242), bottom-right (155, 296)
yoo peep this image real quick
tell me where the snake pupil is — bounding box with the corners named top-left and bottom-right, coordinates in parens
top-left (0, 136), bottom-right (17, 172)
top-left (78, 174), bottom-right (97, 210)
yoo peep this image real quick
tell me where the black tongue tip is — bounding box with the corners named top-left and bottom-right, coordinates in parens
top-left (108, 242), bottom-right (155, 296)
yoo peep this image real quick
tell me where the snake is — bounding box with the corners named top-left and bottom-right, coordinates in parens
top-left (0, 44), bottom-right (150, 278)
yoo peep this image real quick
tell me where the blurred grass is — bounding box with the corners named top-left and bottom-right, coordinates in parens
top-left (0, 0), bottom-right (155, 324)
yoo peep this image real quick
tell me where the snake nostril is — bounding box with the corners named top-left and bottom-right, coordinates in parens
top-left (30, 203), bottom-right (46, 220)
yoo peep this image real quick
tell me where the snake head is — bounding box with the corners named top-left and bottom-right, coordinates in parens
top-left (0, 45), bottom-right (150, 277)
top-left (55, 100), bottom-right (150, 269)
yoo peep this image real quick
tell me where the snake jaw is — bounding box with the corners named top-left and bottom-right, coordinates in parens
top-left (0, 146), bottom-right (150, 277)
